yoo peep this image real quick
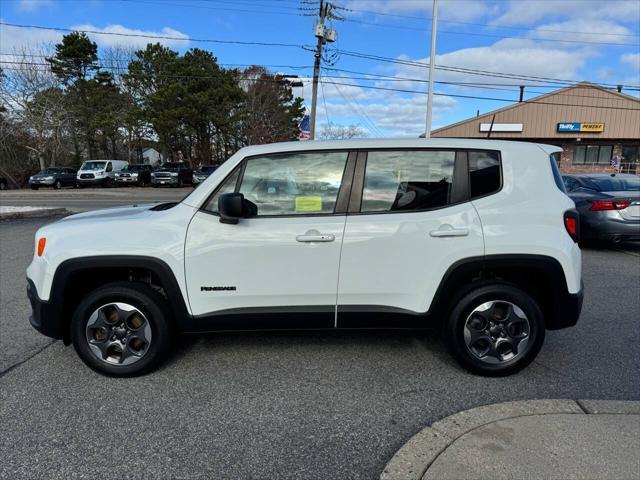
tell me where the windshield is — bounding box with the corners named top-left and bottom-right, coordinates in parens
top-left (201, 166), bottom-right (217, 173)
top-left (39, 168), bottom-right (61, 174)
top-left (81, 161), bottom-right (107, 171)
top-left (124, 165), bottom-right (145, 172)
top-left (587, 176), bottom-right (640, 192)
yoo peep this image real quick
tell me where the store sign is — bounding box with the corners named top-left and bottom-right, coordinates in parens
top-left (479, 123), bottom-right (523, 132)
top-left (557, 122), bottom-right (605, 133)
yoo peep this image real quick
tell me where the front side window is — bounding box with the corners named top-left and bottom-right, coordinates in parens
top-left (361, 150), bottom-right (455, 212)
top-left (237, 152), bottom-right (348, 216)
top-left (469, 151), bottom-right (501, 198)
top-left (204, 168), bottom-right (241, 213)
top-left (106, 162), bottom-right (113, 172)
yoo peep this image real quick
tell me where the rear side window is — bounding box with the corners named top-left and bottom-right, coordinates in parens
top-left (361, 150), bottom-right (455, 212)
top-left (469, 151), bottom-right (501, 199)
top-left (549, 155), bottom-right (566, 193)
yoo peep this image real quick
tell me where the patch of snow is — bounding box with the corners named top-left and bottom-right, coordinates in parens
top-left (0, 206), bottom-right (58, 214)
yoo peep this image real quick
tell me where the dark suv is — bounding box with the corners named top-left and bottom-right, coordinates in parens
top-left (115, 164), bottom-right (153, 187)
top-left (29, 167), bottom-right (77, 190)
top-left (151, 162), bottom-right (193, 187)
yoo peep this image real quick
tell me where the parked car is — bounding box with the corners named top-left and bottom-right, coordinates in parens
top-left (114, 164), bottom-right (153, 187)
top-left (27, 139), bottom-right (583, 377)
top-left (151, 162), bottom-right (193, 187)
top-left (562, 173), bottom-right (640, 243)
top-left (192, 165), bottom-right (218, 187)
top-left (77, 160), bottom-right (129, 188)
top-left (29, 167), bottom-right (77, 190)
top-left (0, 177), bottom-right (7, 190)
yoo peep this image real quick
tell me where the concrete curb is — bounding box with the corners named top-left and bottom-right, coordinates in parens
top-left (0, 208), bottom-right (68, 221)
top-left (380, 399), bottom-right (640, 480)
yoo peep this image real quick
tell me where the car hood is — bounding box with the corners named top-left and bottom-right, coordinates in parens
top-left (55, 204), bottom-right (161, 224)
top-left (32, 172), bottom-right (56, 177)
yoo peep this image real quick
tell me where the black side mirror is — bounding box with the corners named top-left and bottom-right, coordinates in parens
top-left (218, 192), bottom-right (257, 224)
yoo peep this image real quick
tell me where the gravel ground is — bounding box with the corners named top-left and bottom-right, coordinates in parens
top-left (1, 217), bottom-right (638, 479)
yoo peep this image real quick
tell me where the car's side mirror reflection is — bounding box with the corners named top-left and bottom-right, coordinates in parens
top-left (218, 192), bottom-right (257, 224)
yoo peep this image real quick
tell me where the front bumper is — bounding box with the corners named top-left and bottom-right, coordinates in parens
top-left (115, 176), bottom-right (139, 184)
top-left (151, 176), bottom-right (179, 185)
top-left (27, 279), bottom-right (63, 340)
top-left (29, 179), bottom-right (55, 186)
top-left (77, 178), bottom-right (106, 186)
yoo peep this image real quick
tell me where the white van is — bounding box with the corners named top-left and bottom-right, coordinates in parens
top-left (77, 160), bottom-right (129, 188)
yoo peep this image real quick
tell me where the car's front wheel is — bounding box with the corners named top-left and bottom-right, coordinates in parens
top-left (54, 179), bottom-right (62, 190)
top-left (71, 282), bottom-right (173, 376)
top-left (445, 283), bottom-right (545, 376)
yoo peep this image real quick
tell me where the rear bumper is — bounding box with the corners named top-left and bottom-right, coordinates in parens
top-left (547, 280), bottom-right (584, 330)
top-left (581, 212), bottom-right (640, 241)
top-left (27, 278), bottom-right (63, 340)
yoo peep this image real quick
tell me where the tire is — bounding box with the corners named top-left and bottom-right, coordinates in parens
top-left (0, 181), bottom-right (6, 190)
top-left (177, 178), bottom-right (184, 188)
top-left (54, 179), bottom-right (62, 190)
top-left (138, 178), bottom-right (146, 187)
top-left (71, 282), bottom-right (174, 376)
top-left (444, 283), bottom-right (545, 376)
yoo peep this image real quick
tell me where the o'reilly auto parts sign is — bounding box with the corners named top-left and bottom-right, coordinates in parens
top-left (557, 122), bottom-right (605, 133)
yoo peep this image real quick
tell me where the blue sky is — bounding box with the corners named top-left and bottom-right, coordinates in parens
top-left (1, 0), bottom-right (639, 136)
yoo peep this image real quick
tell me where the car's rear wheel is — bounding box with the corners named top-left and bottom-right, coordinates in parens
top-left (54, 179), bottom-right (62, 190)
top-left (445, 283), bottom-right (545, 376)
top-left (71, 282), bottom-right (173, 376)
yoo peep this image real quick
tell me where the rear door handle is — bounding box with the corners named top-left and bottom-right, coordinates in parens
top-left (429, 225), bottom-right (469, 237)
top-left (296, 229), bottom-right (335, 243)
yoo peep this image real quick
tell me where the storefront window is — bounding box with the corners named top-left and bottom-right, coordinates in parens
top-left (574, 145), bottom-right (613, 165)
top-left (621, 146), bottom-right (639, 174)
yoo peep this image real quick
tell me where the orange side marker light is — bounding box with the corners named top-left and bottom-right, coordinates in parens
top-left (37, 237), bottom-right (46, 257)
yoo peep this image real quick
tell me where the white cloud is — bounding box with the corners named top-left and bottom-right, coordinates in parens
top-left (528, 19), bottom-right (636, 45)
top-left (71, 24), bottom-right (190, 49)
top-left (17, 0), bottom-right (54, 12)
top-left (0, 21), bottom-right (61, 54)
top-left (621, 53), bottom-right (640, 70)
top-left (344, 0), bottom-right (490, 22)
top-left (392, 38), bottom-right (592, 87)
top-left (492, 0), bottom-right (640, 27)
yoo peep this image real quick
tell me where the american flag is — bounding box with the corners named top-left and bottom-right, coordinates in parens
top-left (299, 115), bottom-right (311, 140)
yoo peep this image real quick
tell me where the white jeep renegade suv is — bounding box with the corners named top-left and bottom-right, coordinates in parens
top-left (27, 139), bottom-right (583, 376)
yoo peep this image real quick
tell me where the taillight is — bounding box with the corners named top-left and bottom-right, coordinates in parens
top-left (563, 210), bottom-right (580, 243)
top-left (589, 200), bottom-right (631, 211)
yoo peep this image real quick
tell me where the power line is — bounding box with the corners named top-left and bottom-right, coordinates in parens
top-left (2, 21), bottom-right (638, 89)
top-left (330, 80), bottom-right (384, 137)
top-left (318, 80), bottom-right (640, 110)
top-left (0, 21), bottom-right (310, 49)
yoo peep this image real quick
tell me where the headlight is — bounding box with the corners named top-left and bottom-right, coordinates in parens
top-left (131, 173), bottom-right (139, 177)
top-left (94, 172), bottom-right (104, 177)
top-left (42, 176), bottom-right (54, 181)
top-left (30, 176), bottom-right (34, 180)
top-left (169, 172), bottom-right (178, 177)
top-left (151, 172), bottom-right (156, 177)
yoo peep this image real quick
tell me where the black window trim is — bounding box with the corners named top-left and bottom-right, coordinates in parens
top-left (573, 144), bottom-right (614, 165)
top-left (199, 147), bottom-right (503, 219)
top-left (199, 149), bottom-right (356, 219)
top-left (347, 147), bottom-right (503, 216)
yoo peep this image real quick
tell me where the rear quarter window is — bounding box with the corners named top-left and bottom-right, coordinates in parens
top-left (469, 151), bottom-right (501, 199)
top-left (549, 155), bottom-right (566, 193)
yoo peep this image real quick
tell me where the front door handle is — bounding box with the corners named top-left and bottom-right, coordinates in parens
top-left (296, 229), bottom-right (335, 243)
top-left (429, 225), bottom-right (469, 237)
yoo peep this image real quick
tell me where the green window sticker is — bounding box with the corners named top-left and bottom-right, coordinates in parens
top-left (295, 196), bottom-right (322, 212)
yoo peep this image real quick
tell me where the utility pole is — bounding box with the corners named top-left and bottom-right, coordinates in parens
top-left (424, 0), bottom-right (438, 139)
top-left (309, 1), bottom-right (338, 140)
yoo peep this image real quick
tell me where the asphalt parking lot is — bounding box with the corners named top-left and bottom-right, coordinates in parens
top-left (1, 193), bottom-right (639, 479)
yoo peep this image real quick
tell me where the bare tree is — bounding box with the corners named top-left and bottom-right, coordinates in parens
top-left (0, 47), bottom-right (72, 171)
top-left (319, 123), bottom-right (369, 140)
